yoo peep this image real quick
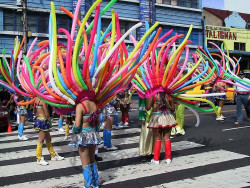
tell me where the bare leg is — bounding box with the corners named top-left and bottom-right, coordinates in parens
top-left (20, 115), bottom-right (25, 124)
top-left (104, 116), bottom-right (113, 130)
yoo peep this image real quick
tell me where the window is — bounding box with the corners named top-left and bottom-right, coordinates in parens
top-left (38, 13), bottom-right (49, 33)
top-left (207, 40), bottom-right (223, 49)
top-left (157, 0), bottom-right (198, 8)
top-left (234, 42), bottom-right (246, 51)
top-left (3, 9), bottom-right (22, 31)
top-left (58, 15), bottom-right (70, 31)
top-left (27, 13), bottom-right (37, 33)
top-left (162, 0), bottom-right (171, 5)
top-left (178, 0), bottom-right (185, 7)
top-left (4, 10), bottom-right (15, 31)
top-left (101, 19), bottom-right (138, 40)
top-left (172, 0), bottom-right (177, 5)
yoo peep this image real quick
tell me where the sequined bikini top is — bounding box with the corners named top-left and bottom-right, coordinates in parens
top-left (81, 102), bottom-right (98, 127)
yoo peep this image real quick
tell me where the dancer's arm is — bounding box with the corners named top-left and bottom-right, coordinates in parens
top-left (75, 104), bottom-right (82, 127)
top-left (146, 96), bottom-right (153, 111)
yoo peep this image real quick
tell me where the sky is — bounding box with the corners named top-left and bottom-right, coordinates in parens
top-left (202, 0), bottom-right (250, 14)
top-left (202, 0), bottom-right (225, 9)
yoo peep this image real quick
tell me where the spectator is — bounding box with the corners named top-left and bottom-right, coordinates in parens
top-left (233, 71), bottom-right (250, 125)
top-left (0, 88), bottom-right (11, 106)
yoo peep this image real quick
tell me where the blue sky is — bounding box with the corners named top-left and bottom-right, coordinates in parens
top-left (202, 0), bottom-right (225, 9)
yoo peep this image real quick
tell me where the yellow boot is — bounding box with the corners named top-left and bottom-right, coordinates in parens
top-left (46, 141), bottom-right (57, 158)
top-left (46, 141), bottom-right (64, 161)
top-left (64, 124), bottom-right (69, 141)
top-left (216, 107), bottom-right (223, 120)
top-left (36, 142), bottom-right (48, 165)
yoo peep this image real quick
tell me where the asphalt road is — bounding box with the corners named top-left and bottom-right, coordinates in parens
top-left (0, 103), bottom-right (250, 188)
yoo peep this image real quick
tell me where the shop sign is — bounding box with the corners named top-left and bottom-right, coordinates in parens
top-left (206, 26), bottom-right (237, 40)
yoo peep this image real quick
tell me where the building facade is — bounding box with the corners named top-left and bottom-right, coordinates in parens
top-left (204, 8), bottom-right (250, 74)
top-left (0, 0), bottom-right (203, 57)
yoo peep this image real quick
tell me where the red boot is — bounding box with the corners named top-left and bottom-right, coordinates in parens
top-left (122, 113), bottom-right (125, 124)
top-left (164, 139), bottom-right (172, 164)
top-left (151, 140), bottom-right (161, 164)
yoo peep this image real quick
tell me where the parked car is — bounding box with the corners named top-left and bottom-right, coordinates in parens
top-left (186, 84), bottom-right (235, 106)
top-left (0, 106), bottom-right (9, 132)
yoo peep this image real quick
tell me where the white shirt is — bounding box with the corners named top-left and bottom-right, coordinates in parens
top-left (235, 77), bottom-right (250, 92)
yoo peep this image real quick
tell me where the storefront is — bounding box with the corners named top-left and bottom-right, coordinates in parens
top-left (206, 25), bottom-right (250, 77)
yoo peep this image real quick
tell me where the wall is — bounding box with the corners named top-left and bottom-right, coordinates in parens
top-left (206, 25), bottom-right (250, 52)
top-left (203, 10), bottom-right (223, 26)
top-left (224, 11), bottom-right (246, 29)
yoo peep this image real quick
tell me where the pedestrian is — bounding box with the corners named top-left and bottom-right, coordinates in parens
top-left (69, 97), bottom-right (103, 188)
top-left (119, 89), bottom-right (132, 127)
top-left (213, 80), bottom-right (228, 121)
top-left (146, 92), bottom-right (177, 165)
top-left (5, 93), bottom-right (28, 140)
top-left (34, 97), bottom-right (64, 165)
top-left (233, 71), bottom-right (250, 125)
top-left (0, 88), bottom-right (11, 106)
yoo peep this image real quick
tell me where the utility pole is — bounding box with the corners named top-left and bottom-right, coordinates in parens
top-left (149, 0), bottom-right (151, 27)
top-left (22, 0), bottom-right (28, 54)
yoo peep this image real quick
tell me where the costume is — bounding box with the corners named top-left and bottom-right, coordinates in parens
top-left (214, 83), bottom-right (227, 100)
top-left (34, 117), bottom-right (52, 131)
top-left (147, 111), bottom-right (178, 129)
top-left (102, 101), bottom-right (119, 148)
top-left (15, 105), bottom-right (28, 116)
top-left (120, 94), bottom-right (131, 124)
top-left (139, 108), bottom-right (155, 156)
top-left (69, 102), bottom-right (102, 188)
top-left (138, 98), bottom-right (146, 121)
top-left (171, 104), bottom-right (185, 135)
top-left (69, 126), bottom-right (103, 147)
top-left (14, 95), bottom-right (28, 139)
top-left (34, 101), bottom-right (61, 164)
top-left (102, 101), bottom-right (118, 117)
top-left (147, 96), bottom-right (178, 164)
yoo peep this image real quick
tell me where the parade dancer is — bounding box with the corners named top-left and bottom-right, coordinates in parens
top-left (112, 96), bottom-right (123, 129)
top-left (26, 98), bottom-right (34, 122)
top-left (34, 97), bottom-right (64, 166)
top-left (213, 80), bottom-right (228, 121)
top-left (146, 93), bottom-right (177, 165)
top-left (58, 115), bottom-right (65, 132)
top-left (63, 113), bottom-right (73, 141)
top-left (139, 97), bottom-right (155, 161)
top-left (69, 96), bottom-right (102, 188)
top-left (102, 100), bottom-right (119, 150)
top-left (6, 93), bottom-right (28, 140)
top-left (120, 89), bottom-right (132, 127)
top-left (171, 104), bottom-right (185, 136)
